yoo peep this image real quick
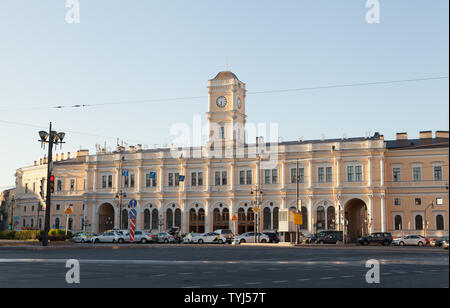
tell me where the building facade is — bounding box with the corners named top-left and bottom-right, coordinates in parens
top-left (12, 72), bottom-right (449, 240)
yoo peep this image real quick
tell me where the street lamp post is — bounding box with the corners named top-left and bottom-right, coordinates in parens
top-left (116, 190), bottom-right (127, 229)
top-left (251, 155), bottom-right (263, 243)
top-left (9, 196), bottom-right (15, 231)
top-left (38, 122), bottom-right (66, 246)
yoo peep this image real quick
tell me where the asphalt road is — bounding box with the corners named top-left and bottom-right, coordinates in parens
top-left (0, 244), bottom-right (448, 288)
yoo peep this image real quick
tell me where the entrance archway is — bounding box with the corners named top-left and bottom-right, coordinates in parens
top-left (98, 203), bottom-right (115, 233)
top-left (345, 198), bottom-right (368, 241)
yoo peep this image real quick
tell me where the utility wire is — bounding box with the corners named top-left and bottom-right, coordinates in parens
top-left (0, 76), bottom-right (447, 112)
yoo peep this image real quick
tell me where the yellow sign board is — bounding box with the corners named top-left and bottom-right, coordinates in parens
top-left (294, 214), bottom-right (303, 225)
top-left (65, 206), bottom-right (73, 215)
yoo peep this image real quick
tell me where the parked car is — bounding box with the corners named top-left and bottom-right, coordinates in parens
top-left (434, 236), bottom-right (449, 247)
top-left (233, 232), bottom-right (270, 244)
top-left (72, 232), bottom-right (96, 243)
top-left (392, 235), bottom-right (427, 246)
top-left (315, 230), bottom-right (343, 244)
top-left (183, 233), bottom-right (202, 244)
top-left (442, 239), bottom-right (449, 250)
top-left (303, 233), bottom-right (317, 244)
top-left (122, 231), bottom-right (156, 244)
top-left (91, 231), bottom-right (127, 243)
top-left (214, 229), bottom-right (234, 243)
top-left (262, 232), bottom-right (280, 243)
top-left (155, 232), bottom-right (175, 243)
top-left (358, 232), bottom-right (393, 246)
top-left (193, 232), bottom-right (227, 244)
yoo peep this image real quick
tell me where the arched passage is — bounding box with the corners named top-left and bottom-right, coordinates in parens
top-left (98, 203), bottom-right (115, 233)
top-left (344, 198), bottom-right (368, 241)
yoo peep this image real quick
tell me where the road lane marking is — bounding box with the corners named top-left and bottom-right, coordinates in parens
top-left (297, 278), bottom-right (312, 282)
top-left (272, 280), bottom-right (288, 283)
top-left (245, 282), bottom-right (262, 285)
top-left (340, 275), bottom-right (354, 278)
top-left (215, 284), bottom-right (232, 287)
top-left (320, 277), bottom-right (335, 280)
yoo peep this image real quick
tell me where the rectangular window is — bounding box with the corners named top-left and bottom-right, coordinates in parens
top-left (70, 179), bottom-right (75, 191)
top-left (33, 182), bottom-right (36, 193)
top-left (130, 174), bottom-right (135, 187)
top-left (415, 198), bottom-right (422, 206)
top-left (57, 180), bottom-right (62, 191)
top-left (102, 176), bottom-right (107, 188)
top-left (191, 172), bottom-right (197, 187)
top-left (168, 173), bottom-right (174, 187)
top-left (108, 175), bottom-right (113, 188)
top-left (240, 171), bottom-right (245, 185)
top-left (246, 170), bottom-right (252, 185)
top-left (175, 173), bottom-right (180, 186)
top-left (25, 183), bottom-right (28, 194)
top-left (393, 168), bottom-right (401, 182)
top-left (326, 167), bottom-right (332, 183)
top-left (265, 170), bottom-right (271, 185)
top-left (291, 168), bottom-right (297, 184)
top-left (299, 168), bottom-right (305, 183)
top-left (394, 198), bottom-right (401, 206)
top-left (146, 174), bottom-right (151, 187)
top-left (272, 169), bottom-right (278, 184)
top-left (413, 167), bottom-right (422, 182)
top-left (434, 166), bottom-right (443, 181)
top-left (215, 172), bottom-right (221, 186)
top-left (355, 166), bottom-right (362, 182)
top-left (318, 168), bottom-right (325, 183)
top-left (220, 127), bottom-right (225, 139)
top-left (198, 172), bottom-right (203, 186)
top-left (124, 176), bottom-right (129, 187)
top-left (347, 166), bottom-right (354, 182)
top-left (222, 171), bottom-right (227, 186)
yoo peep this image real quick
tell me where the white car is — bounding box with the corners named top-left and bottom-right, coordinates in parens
top-left (121, 231), bottom-right (156, 244)
top-left (183, 233), bottom-right (201, 244)
top-left (91, 231), bottom-right (127, 243)
top-left (393, 235), bottom-right (427, 246)
top-left (233, 232), bottom-right (270, 244)
top-left (193, 232), bottom-right (227, 244)
top-left (72, 232), bottom-right (96, 243)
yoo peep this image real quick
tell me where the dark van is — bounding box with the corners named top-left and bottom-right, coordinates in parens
top-left (315, 230), bottom-right (343, 244)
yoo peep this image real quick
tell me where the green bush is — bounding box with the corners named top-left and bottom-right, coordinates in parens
top-left (0, 231), bottom-right (37, 240)
top-left (36, 229), bottom-right (73, 242)
top-left (0, 231), bottom-right (15, 239)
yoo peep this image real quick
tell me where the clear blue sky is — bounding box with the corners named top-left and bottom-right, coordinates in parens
top-left (0, 0), bottom-right (448, 189)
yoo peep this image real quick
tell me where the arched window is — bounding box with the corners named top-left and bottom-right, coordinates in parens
top-left (151, 209), bottom-right (158, 230)
top-left (394, 215), bottom-right (402, 230)
top-left (300, 206), bottom-right (308, 230)
top-left (121, 210), bottom-right (128, 229)
top-left (68, 218), bottom-right (73, 230)
top-left (175, 208), bottom-right (181, 228)
top-left (198, 208), bottom-right (205, 222)
top-left (415, 215), bottom-right (423, 230)
top-left (144, 209), bottom-right (151, 230)
top-left (222, 208), bottom-right (230, 222)
top-left (273, 207), bottom-right (279, 231)
top-left (263, 207), bottom-right (271, 230)
top-left (317, 206), bottom-right (325, 230)
top-left (327, 206), bottom-right (335, 230)
top-left (166, 209), bottom-right (173, 229)
top-left (436, 215), bottom-right (444, 230)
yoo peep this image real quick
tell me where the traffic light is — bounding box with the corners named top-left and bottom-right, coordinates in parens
top-left (49, 175), bottom-right (55, 194)
top-left (40, 177), bottom-right (45, 198)
top-left (8, 224), bottom-right (12, 230)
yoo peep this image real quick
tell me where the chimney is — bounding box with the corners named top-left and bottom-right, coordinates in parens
top-left (435, 131), bottom-right (449, 139)
top-left (419, 131), bottom-right (432, 139)
top-left (137, 144), bottom-right (143, 151)
top-left (396, 132), bottom-right (408, 140)
top-left (129, 146), bottom-right (135, 153)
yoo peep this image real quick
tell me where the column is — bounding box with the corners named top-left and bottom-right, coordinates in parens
top-left (93, 168), bottom-right (98, 192)
top-left (230, 162), bottom-right (235, 191)
top-left (158, 166), bottom-right (164, 192)
top-left (308, 195), bottom-right (313, 233)
top-left (205, 199), bottom-right (211, 232)
top-left (381, 194), bottom-right (386, 232)
top-left (368, 194), bottom-right (373, 234)
top-left (280, 161), bottom-right (286, 190)
top-left (368, 158), bottom-right (372, 187)
top-left (380, 158), bottom-right (385, 187)
top-left (230, 199), bottom-right (236, 235)
top-left (91, 202), bottom-right (97, 233)
top-left (308, 160), bottom-right (312, 188)
top-left (181, 200), bottom-right (187, 234)
top-left (85, 168), bottom-right (90, 192)
top-left (205, 163), bottom-right (211, 192)
top-left (336, 158), bottom-right (340, 188)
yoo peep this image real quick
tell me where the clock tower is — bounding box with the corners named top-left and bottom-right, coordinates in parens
top-left (206, 71), bottom-right (247, 148)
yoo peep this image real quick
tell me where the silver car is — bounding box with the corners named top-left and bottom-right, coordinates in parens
top-left (233, 232), bottom-right (270, 244)
top-left (91, 231), bottom-right (127, 243)
top-left (192, 232), bottom-right (227, 244)
top-left (73, 232), bottom-right (96, 243)
top-left (122, 231), bottom-right (156, 244)
top-left (393, 235), bottom-right (427, 246)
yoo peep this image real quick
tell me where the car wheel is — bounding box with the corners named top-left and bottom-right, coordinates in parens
top-left (94, 239), bottom-right (99, 244)
top-left (198, 239), bottom-right (204, 244)
top-left (141, 238), bottom-right (147, 244)
top-left (240, 239), bottom-right (246, 244)
top-left (218, 239), bottom-right (223, 244)
top-left (81, 239), bottom-right (85, 243)
top-left (118, 238), bottom-right (124, 244)
top-left (261, 239), bottom-right (267, 243)
top-left (319, 240), bottom-right (324, 245)
top-left (164, 239), bottom-right (169, 244)
top-left (363, 240), bottom-right (369, 246)
top-left (399, 241), bottom-right (405, 246)
top-left (418, 241), bottom-right (423, 247)
top-left (382, 240), bottom-right (389, 246)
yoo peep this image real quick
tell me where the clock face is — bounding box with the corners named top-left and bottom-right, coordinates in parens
top-left (237, 98), bottom-right (242, 109)
top-left (216, 96), bottom-right (227, 108)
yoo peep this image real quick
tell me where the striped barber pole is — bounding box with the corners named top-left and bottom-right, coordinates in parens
top-left (129, 208), bottom-right (137, 243)
top-left (129, 218), bottom-right (136, 243)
